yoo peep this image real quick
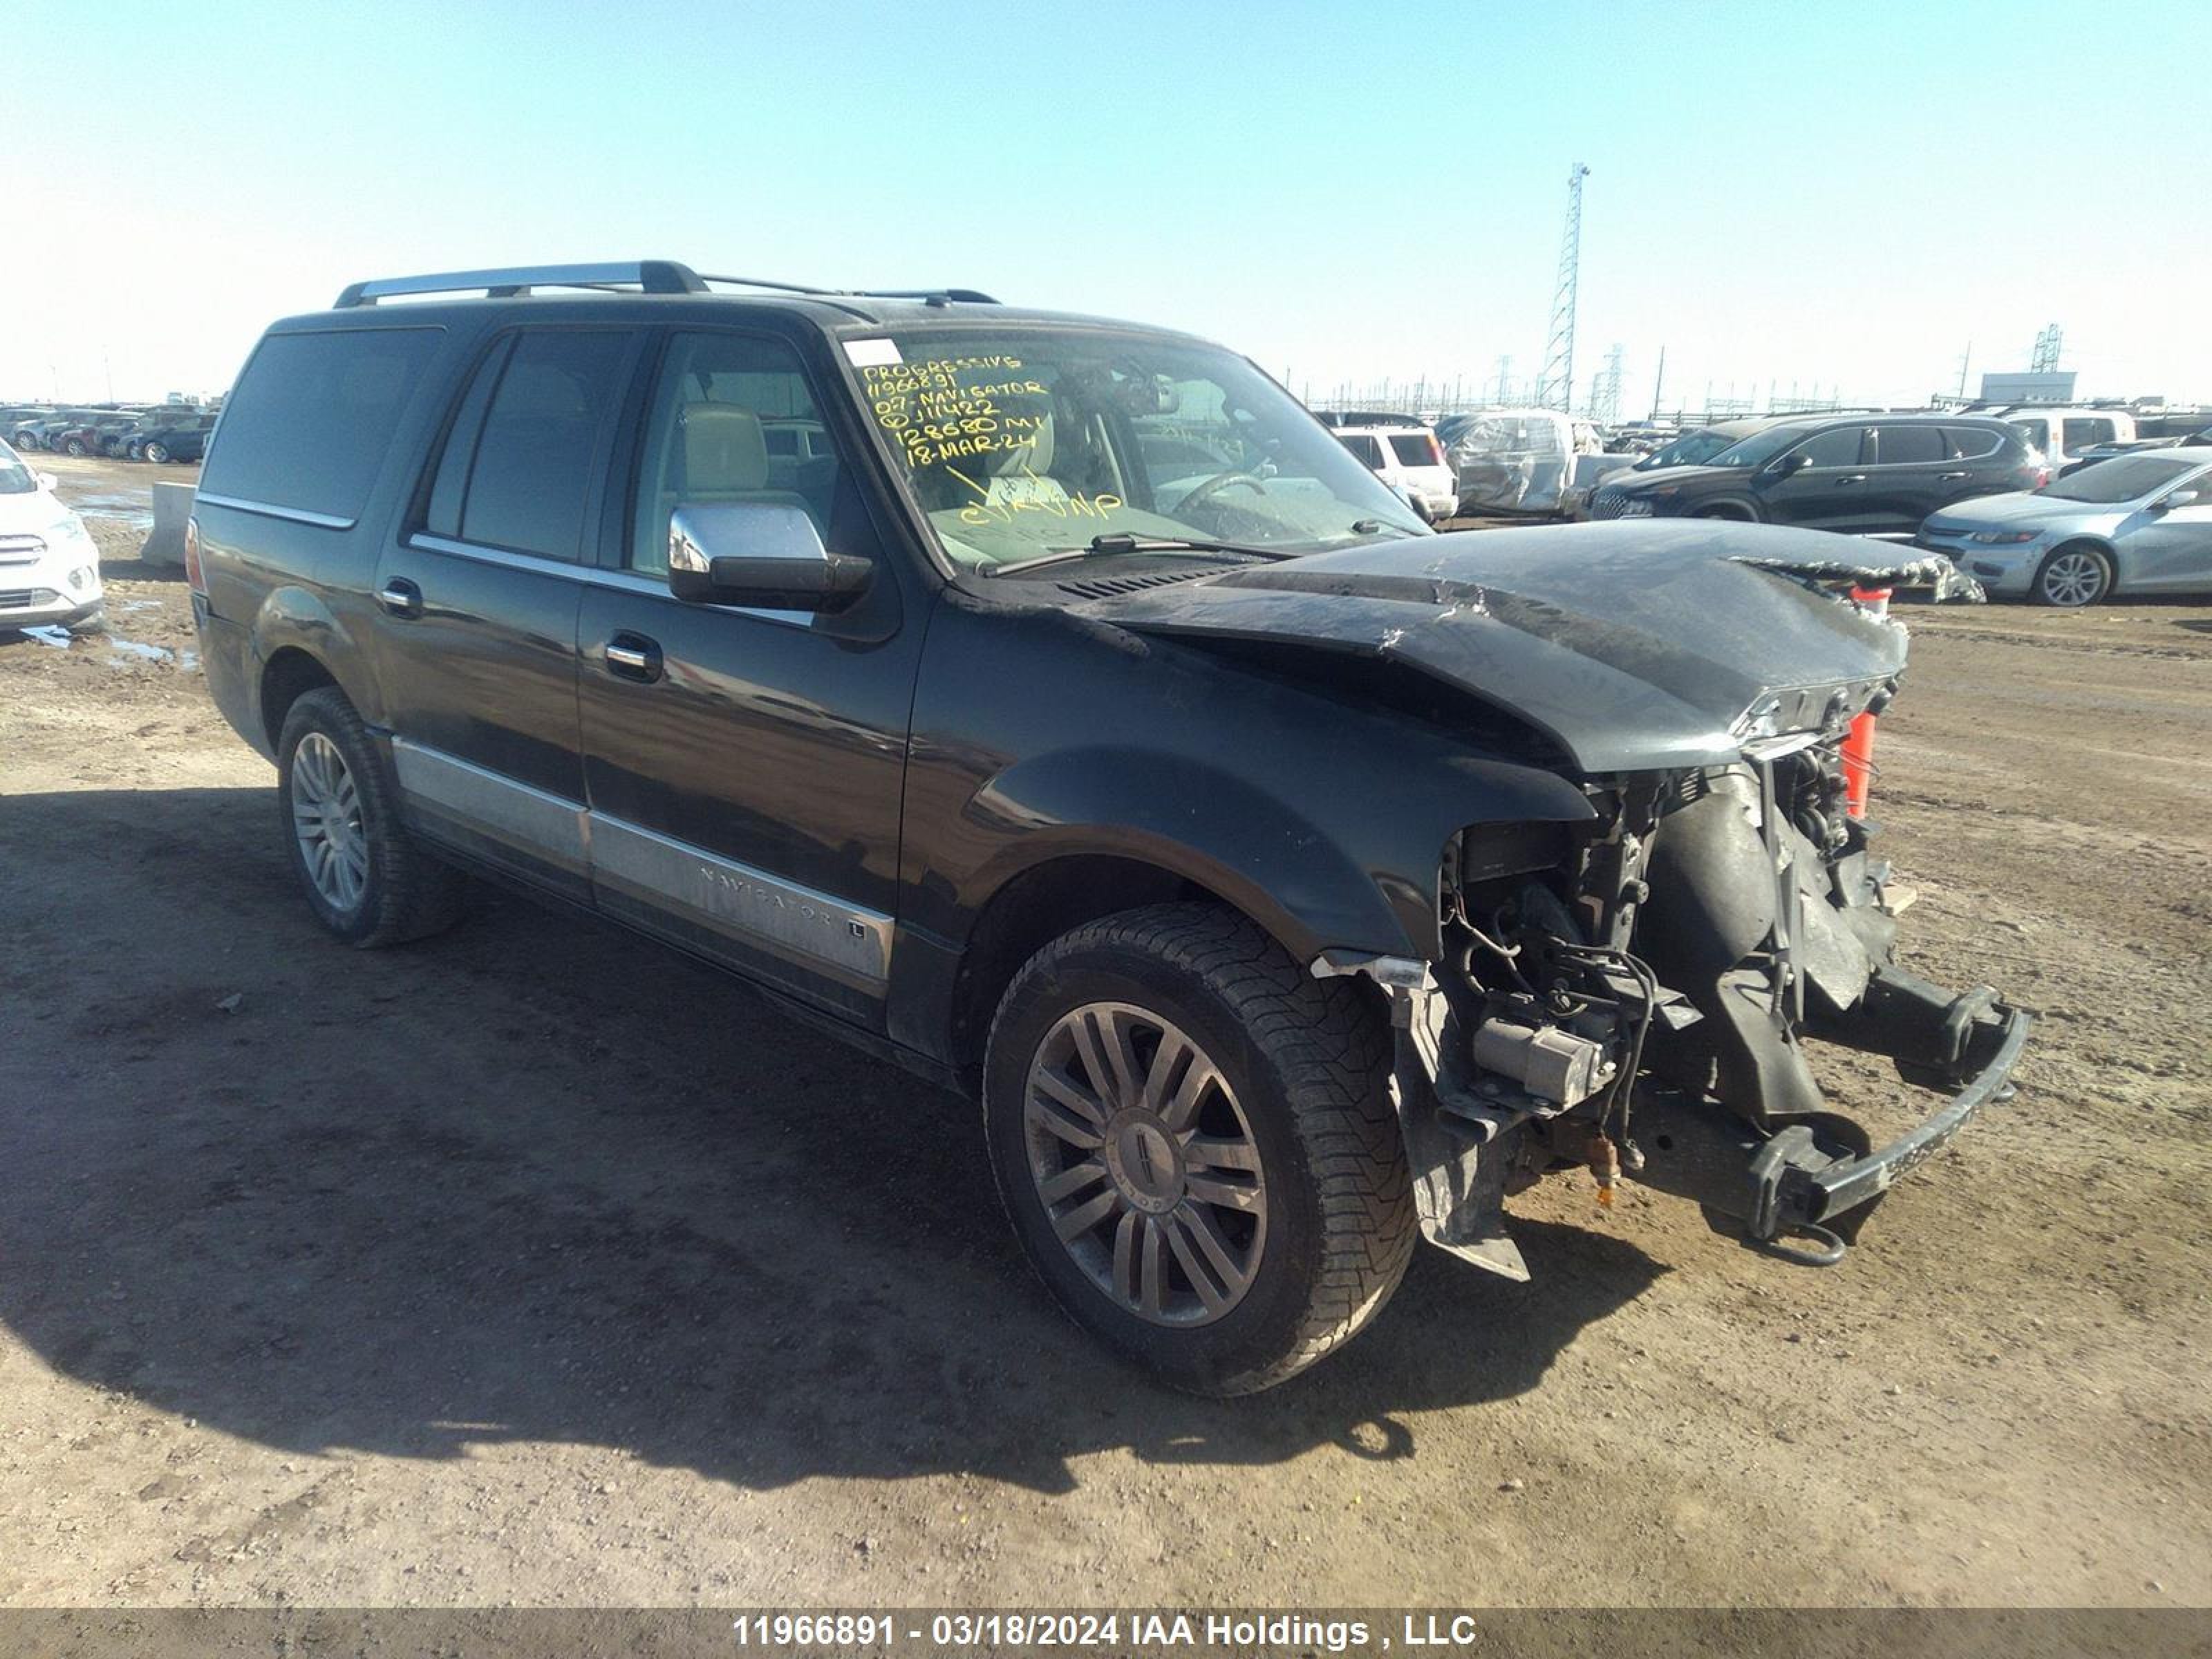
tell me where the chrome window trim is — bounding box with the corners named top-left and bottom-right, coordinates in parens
top-left (403, 532), bottom-right (810, 627)
top-left (194, 491), bottom-right (357, 531)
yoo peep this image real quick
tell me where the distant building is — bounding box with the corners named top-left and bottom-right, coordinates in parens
top-left (1980, 371), bottom-right (2077, 404)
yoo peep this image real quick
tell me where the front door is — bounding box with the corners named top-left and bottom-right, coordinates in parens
top-left (369, 325), bottom-right (644, 901)
top-left (1859, 424), bottom-right (1956, 536)
top-left (1759, 424), bottom-right (1874, 530)
top-left (575, 328), bottom-right (925, 1027)
top-left (2123, 469), bottom-right (2212, 593)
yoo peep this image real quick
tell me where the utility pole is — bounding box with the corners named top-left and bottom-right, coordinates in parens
top-left (1533, 163), bottom-right (1591, 413)
top-left (1956, 341), bottom-right (1972, 401)
top-left (1649, 344), bottom-right (1666, 420)
top-left (1494, 354), bottom-right (1513, 404)
top-left (2030, 324), bottom-right (2063, 374)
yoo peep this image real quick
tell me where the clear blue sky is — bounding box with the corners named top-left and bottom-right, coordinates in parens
top-left (8, 0), bottom-right (2206, 411)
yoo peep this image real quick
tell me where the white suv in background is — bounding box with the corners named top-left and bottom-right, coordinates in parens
top-left (1990, 407), bottom-right (2135, 474)
top-left (0, 440), bottom-right (105, 633)
top-left (1324, 415), bottom-right (1458, 523)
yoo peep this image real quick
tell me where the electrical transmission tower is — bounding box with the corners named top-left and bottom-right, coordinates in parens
top-left (2030, 323), bottom-right (2063, 374)
top-left (1587, 343), bottom-right (1624, 422)
top-left (1534, 163), bottom-right (1591, 413)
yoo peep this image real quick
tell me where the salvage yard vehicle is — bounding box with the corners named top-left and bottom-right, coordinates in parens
top-left (1988, 406), bottom-right (2135, 476)
top-left (189, 261), bottom-right (2029, 1395)
top-left (130, 414), bottom-right (212, 464)
top-left (1916, 448), bottom-right (2212, 605)
top-left (1589, 413), bottom-right (2041, 536)
top-left (0, 439), bottom-right (105, 632)
top-left (1437, 406), bottom-right (1584, 516)
top-left (1325, 414), bottom-right (1456, 523)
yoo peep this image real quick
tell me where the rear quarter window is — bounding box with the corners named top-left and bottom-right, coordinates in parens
top-left (1337, 433), bottom-right (1386, 469)
top-left (1387, 433), bottom-right (1438, 467)
top-left (198, 328), bottom-right (442, 522)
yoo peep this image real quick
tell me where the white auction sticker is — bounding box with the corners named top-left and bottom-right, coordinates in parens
top-left (843, 338), bottom-right (902, 368)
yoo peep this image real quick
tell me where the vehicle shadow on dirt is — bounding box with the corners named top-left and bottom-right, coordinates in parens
top-left (0, 787), bottom-right (1663, 1496)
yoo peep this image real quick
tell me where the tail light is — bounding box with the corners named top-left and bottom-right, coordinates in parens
top-left (185, 514), bottom-right (205, 597)
top-left (1425, 435), bottom-right (1445, 466)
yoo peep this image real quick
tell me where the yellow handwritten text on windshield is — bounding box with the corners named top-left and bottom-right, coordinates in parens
top-left (861, 357), bottom-right (1056, 471)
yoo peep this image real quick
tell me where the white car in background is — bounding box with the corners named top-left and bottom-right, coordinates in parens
top-left (1325, 415), bottom-right (1458, 523)
top-left (0, 439), bottom-right (104, 633)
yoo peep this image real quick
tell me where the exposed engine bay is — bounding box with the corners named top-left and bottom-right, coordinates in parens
top-left (1330, 674), bottom-right (2029, 1276)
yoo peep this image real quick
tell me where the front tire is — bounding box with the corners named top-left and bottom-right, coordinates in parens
top-left (276, 687), bottom-right (467, 948)
top-left (143, 442), bottom-right (169, 464)
top-left (2032, 543), bottom-right (2112, 608)
top-left (983, 903), bottom-right (1414, 1395)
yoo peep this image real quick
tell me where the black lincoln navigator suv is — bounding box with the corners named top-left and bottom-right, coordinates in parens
top-left (189, 261), bottom-right (2027, 1394)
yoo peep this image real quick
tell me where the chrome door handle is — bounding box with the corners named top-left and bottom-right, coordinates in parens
top-left (1835, 474), bottom-right (1867, 485)
top-left (1938, 471), bottom-right (1970, 481)
top-left (604, 632), bottom-right (663, 682)
top-left (377, 578), bottom-right (423, 617)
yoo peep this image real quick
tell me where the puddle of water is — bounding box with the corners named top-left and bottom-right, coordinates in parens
top-left (14, 624), bottom-right (194, 671)
top-left (71, 494), bottom-right (158, 530)
top-left (117, 599), bottom-right (161, 613)
top-left (105, 636), bottom-right (176, 664)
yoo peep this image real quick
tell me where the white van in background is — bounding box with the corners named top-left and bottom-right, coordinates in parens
top-left (1322, 415), bottom-right (1458, 523)
top-left (1989, 407), bottom-right (2135, 474)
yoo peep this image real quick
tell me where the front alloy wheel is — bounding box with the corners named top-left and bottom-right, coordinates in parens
top-left (984, 904), bottom-right (1415, 1395)
top-left (1023, 1002), bottom-right (1266, 1325)
top-left (2034, 545), bottom-right (2110, 607)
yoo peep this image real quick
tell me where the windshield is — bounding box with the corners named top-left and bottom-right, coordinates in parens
top-left (2039, 455), bottom-right (2200, 505)
top-left (855, 330), bottom-right (1427, 568)
top-left (1639, 427), bottom-right (1743, 469)
top-left (1703, 426), bottom-right (1817, 470)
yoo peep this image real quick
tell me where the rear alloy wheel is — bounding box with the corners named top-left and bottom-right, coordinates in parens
top-left (984, 903), bottom-right (1415, 1395)
top-left (64, 439), bottom-right (87, 457)
top-left (2032, 544), bottom-right (2111, 608)
top-left (144, 442), bottom-right (169, 464)
top-left (276, 687), bottom-right (467, 948)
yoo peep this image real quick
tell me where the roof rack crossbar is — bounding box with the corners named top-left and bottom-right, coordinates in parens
top-left (334, 261), bottom-right (708, 308)
top-left (859, 288), bottom-right (1001, 305)
top-left (693, 273), bottom-right (838, 296)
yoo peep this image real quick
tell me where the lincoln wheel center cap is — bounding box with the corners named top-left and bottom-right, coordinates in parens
top-left (1103, 1111), bottom-right (1184, 1214)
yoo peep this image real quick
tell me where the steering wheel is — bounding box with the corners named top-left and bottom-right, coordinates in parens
top-left (1177, 471), bottom-right (1268, 514)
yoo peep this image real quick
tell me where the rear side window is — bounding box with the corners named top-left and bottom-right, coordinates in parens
top-left (2009, 418), bottom-right (2050, 451)
top-left (1944, 427), bottom-right (2003, 460)
top-left (200, 328), bottom-right (441, 522)
top-left (1873, 425), bottom-right (1944, 465)
top-left (1337, 433), bottom-right (1385, 469)
top-left (1388, 433), bottom-right (1438, 467)
top-left (2063, 417), bottom-right (2116, 450)
top-left (427, 329), bottom-right (634, 562)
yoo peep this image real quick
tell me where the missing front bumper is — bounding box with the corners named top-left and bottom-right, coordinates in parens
top-left (1630, 1003), bottom-right (2031, 1257)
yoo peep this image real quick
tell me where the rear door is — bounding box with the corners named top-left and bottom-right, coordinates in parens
top-left (574, 326), bottom-right (924, 1029)
top-left (1760, 424), bottom-right (1873, 529)
top-left (368, 324), bottom-right (644, 902)
top-left (1862, 424), bottom-right (1953, 534)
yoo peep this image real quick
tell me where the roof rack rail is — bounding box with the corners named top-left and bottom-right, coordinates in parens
top-left (335, 261), bottom-right (709, 308)
top-left (332, 263), bottom-right (1002, 310)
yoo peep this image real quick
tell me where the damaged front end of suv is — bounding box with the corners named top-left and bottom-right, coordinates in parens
top-left (1126, 520), bottom-right (2030, 1273)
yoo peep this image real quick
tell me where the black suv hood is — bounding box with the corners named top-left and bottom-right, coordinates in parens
top-left (1077, 521), bottom-right (1947, 774)
top-left (1606, 461), bottom-right (1742, 495)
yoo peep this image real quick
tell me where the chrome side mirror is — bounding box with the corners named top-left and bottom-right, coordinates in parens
top-left (666, 502), bottom-right (872, 612)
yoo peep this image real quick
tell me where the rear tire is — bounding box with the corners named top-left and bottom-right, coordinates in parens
top-left (983, 903), bottom-right (1415, 1396)
top-left (275, 687), bottom-right (467, 948)
top-left (64, 440), bottom-right (87, 457)
top-left (144, 442), bottom-right (169, 464)
top-left (2032, 543), bottom-right (2112, 608)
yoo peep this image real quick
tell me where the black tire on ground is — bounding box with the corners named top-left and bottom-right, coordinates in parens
top-left (2030, 542), bottom-right (2113, 608)
top-left (983, 902), bottom-right (1415, 1396)
top-left (274, 686), bottom-right (467, 948)
top-left (143, 442), bottom-right (169, 464)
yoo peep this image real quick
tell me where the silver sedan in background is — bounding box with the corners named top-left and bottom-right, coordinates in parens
top-left (1916, 450), bottom-right (2212, 606)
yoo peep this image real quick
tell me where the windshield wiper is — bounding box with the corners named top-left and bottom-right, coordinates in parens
top-left (987, 533), bottom-right (1294, 577)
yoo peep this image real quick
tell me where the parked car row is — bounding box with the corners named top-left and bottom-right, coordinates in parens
top-left (1, 405), bottom-right (214, 463)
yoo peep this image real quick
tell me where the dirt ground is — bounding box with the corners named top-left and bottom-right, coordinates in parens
top-left (2, 453), bottom-right (2208, 1610)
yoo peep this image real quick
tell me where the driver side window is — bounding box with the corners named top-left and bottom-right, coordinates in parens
top-left (629, 333), bottom-right (841, 576)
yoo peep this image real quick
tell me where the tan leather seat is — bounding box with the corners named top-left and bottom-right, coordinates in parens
top-left (679, 405), bottom-right (807, 510)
